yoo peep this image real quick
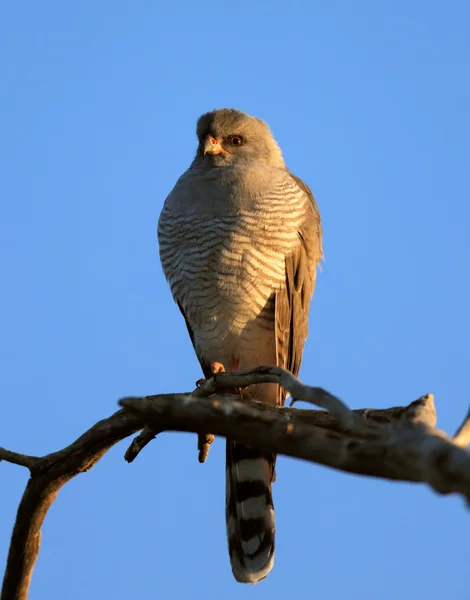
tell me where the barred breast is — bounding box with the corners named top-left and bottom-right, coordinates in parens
top-left (158, 166), bottom-right (309, 371)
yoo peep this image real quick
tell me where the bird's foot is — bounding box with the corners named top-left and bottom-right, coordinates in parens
top-left (196, 362), bottom-right (226, 387)
top-left (198, 433), bottom-right (215, 463)
top-left (196, 362), bottom-right (226, 462)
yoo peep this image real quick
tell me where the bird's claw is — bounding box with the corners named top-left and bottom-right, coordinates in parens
top-left (195, 362), bottom-right (226, 388)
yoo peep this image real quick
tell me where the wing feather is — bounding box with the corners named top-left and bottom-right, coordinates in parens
top-left (275, 173), bottom-right (322, 405)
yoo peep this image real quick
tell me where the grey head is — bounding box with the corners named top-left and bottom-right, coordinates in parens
top-left (191, 108), bottom-right (284, 169)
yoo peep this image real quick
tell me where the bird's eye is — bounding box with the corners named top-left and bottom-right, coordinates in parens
top-left (230, 135), bottom-right (243, 146)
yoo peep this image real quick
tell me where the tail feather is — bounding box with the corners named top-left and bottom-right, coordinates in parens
top-left (226, 441), bottom-right (275, 584)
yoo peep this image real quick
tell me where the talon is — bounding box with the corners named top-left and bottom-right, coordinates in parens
top-left (196, 362), bottom-right (225, 386)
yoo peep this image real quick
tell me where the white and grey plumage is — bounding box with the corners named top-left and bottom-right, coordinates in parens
top-left (158, 109), bottom-right (322, 584)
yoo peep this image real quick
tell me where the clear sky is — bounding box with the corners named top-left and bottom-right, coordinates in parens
top-left (1, 2), bottom-right (469, 599)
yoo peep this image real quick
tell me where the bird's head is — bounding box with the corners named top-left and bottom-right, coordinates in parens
top-left (192, 109), bottom-right (284, 169)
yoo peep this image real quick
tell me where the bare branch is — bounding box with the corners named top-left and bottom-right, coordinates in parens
top-left (1, 366), bottom-right (468, 599)
top-left (119, 392), bottom-right (470, 501)
top-left (1, 410), bottom-right (143, 600)
top-left (400, 394), bottom-right (437, 427)
top-left (124, 427), bottom-right (160, 463)
top-left (0, 449), bottom-right (39, 471)
top-left (124, 374), bottom-right (220, 464)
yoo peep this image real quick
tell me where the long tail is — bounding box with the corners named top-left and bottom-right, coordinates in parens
top-left (225, 440), bottom-right (275, 584)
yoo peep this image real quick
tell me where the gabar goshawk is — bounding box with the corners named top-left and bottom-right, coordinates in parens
top-left (158, 108), bottom-right (322, 583)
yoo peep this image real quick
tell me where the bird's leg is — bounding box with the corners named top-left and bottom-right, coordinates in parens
top-left (197, 362), bottom-right (226, 462)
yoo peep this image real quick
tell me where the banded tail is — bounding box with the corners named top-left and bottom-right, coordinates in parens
top-left (225, 440), bottom-right (275, 584)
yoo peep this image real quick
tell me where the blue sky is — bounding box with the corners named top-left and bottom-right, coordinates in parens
top-left (1, 2), bottom-right (469, 598)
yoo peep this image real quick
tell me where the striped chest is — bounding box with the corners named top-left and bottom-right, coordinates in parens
top-left (158, 169), bottom-right (308, 330)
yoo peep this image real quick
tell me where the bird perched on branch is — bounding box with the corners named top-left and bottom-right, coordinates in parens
top-left (158, 108), bottom-right (322, 583)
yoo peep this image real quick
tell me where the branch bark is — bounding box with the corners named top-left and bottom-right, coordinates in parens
top-left (120, 391), bottom-right (470, 495)
top-left (1, 366), bottom-right (469, 599)
top-left (0, 410), bottom-right (143, 600)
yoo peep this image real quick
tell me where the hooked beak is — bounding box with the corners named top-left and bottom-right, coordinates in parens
top-left (203, 135), bottom-right (227, 156)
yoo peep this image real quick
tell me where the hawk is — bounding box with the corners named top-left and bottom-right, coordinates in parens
top-left (158, 109), bottom-right (322, 583)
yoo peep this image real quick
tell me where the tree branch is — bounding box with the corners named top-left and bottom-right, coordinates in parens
top-left (119, 390), bottom-right (470, 498)
top-left (1, 366), bottom-right (468, 600)
top-left (124, 426), bottom-right (160, 463)
top-left (0, 449), bottom-right (39, 471)
top-left (1, 410), bottom-right (143, 600)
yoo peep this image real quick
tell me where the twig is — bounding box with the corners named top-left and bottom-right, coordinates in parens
top-left (124, 427), bottom-right (160, 463)
top-left (124, 376), bottom-right (221, 464)
top-left (0, 449), bottom-right (39, 471)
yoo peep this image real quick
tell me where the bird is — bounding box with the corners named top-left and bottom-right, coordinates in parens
top-left (158, 108), bottom-right (322, 583)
